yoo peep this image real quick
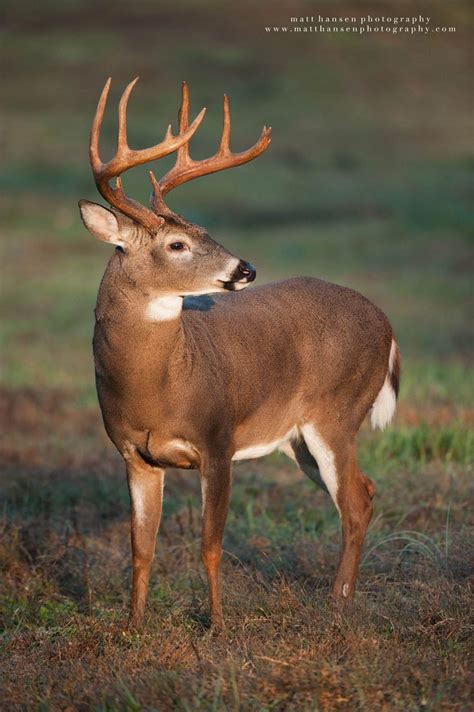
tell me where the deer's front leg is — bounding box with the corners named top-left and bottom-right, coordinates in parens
top-left (126, 456), bottom-right (165, 629)
top-left (200, 455), bottom-right (232, 630)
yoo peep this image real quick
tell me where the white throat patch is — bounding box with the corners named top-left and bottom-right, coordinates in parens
top-left (146, 296), bottom-right (183, 322)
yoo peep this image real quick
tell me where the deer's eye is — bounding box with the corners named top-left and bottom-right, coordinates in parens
top-left (169, 241), bottom-right (186, 251)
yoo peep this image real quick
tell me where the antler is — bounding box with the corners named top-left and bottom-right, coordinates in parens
top-left (89, 77), bottom-right (206, 231)
top-left (89, 78), bottom-right (272, 226)
top-left (150, 82), bottom-right (272, 215)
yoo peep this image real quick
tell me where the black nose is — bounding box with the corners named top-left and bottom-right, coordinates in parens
top-left (237, 260), bottom-right (256, 282)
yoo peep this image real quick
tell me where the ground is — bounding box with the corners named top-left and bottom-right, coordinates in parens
top-left (1, 1), bottom-right (473, 710)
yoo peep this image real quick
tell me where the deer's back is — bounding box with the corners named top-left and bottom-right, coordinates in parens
top-left (182, 276), bottom-right (393, 431)
top-left (184, 276), bottom-right (392, 372)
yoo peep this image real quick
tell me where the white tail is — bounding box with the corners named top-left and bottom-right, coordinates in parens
top-left (371, 339), bottom-right (400, 430)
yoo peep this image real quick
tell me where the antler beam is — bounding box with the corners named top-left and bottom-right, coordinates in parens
top-left (89, 77), bottom-right (206, 230)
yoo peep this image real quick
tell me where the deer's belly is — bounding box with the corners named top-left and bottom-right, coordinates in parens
top-left (232, 426), bottom-right (298, 461)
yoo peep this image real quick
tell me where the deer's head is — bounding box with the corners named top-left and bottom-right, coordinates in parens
top-left (79, 78), bottom-right (271, 298)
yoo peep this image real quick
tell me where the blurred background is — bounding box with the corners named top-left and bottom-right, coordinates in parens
top-left (1, 1), bottom-right (473, 708)
top-left (2, 0), bottom-right (472, 397)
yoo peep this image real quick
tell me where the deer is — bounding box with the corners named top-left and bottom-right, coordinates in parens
top-left (79, 77), bottom-right (400, 630)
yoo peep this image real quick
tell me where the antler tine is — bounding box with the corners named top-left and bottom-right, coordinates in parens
top-left (176, 81), bottom-right (191, 166)
top-left (89, 77), bottom-right (206, 230)
top-left (219, 94), bottom-right (231, 155)
top-left (149, 169), bottom-right (174, 216)
top-left (117, 76), bottom-right (139, 156)
top-left (90, 77), bottom-right (112, 174)
top-left (149, 81), bottom-right (195, 216)
top-left (157, 87), bottom-right (272, 198)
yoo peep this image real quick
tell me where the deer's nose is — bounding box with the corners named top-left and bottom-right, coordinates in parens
top-left (237, 260), bottom-right (256, 282)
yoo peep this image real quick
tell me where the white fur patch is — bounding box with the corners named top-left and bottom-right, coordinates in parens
top-left (233, 428), bottom-right (297, 461)
top-left (279, 441), bottom-right (297, 461)
top-left (167, 439), bottom-right (198, 459)
top-left (130, 473), bottom-right (164, 526)
top-left (131, 480), bottom-right (148, 524)
top-left (183, 289), bottom-right (219, 297)
top-left (146, 296), bottom-right (183, 322)
top-left (370, 339), bottom-right (398, 430)
top-left (300, 424), bottom-right (340, 514)
top-left (370, 379), bottom-right (397, 430)
top-left (200, 476), bottom-right (208, 516)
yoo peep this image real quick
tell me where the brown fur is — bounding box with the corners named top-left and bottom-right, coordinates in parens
top-left (79, 81), bottom-right (399, 628)
top-left (79, 203), bottom-right (398, 628)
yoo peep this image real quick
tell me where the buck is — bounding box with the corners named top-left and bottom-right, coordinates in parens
top-left (79, 78), bottom-right (400, 629)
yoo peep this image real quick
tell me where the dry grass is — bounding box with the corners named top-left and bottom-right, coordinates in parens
top-left (1, 389), bottom-right (472, 710)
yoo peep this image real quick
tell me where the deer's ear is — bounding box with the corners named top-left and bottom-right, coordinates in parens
top-left (78, 200), bottom-right (137, 248)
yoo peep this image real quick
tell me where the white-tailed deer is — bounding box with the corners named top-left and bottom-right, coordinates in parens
top-left (79, 78), bottom-right (400, 629)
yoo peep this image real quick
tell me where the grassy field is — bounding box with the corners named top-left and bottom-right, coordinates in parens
top-left (1, 1), bottom-right (473, 709)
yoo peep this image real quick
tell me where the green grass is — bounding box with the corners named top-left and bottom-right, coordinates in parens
top-left (1, 0), bottom-right (473, 709)
top-left (365, 423), bottom-right (473, 468)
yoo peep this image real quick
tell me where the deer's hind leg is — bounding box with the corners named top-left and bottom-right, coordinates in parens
top-left (283, 434), bottom-right (328, 493)
top-left (299, 423), bottom-right (375, 601)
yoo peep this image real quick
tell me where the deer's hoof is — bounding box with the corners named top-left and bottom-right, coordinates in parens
top-left (330, 581), bottom-right (355, 606)
top-left (127, 614), bottom-right (145, 632)
top-left (210, 615), bottom-right (225, 634)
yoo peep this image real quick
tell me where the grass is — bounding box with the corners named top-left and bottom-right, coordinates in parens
top-left (1, 0), bottom-right (473, 709)
top-left (1, 395), bottom-right (472, 709)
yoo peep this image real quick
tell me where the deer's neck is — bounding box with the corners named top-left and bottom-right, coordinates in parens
top-left (93, 258), bottom-right (188, 393)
